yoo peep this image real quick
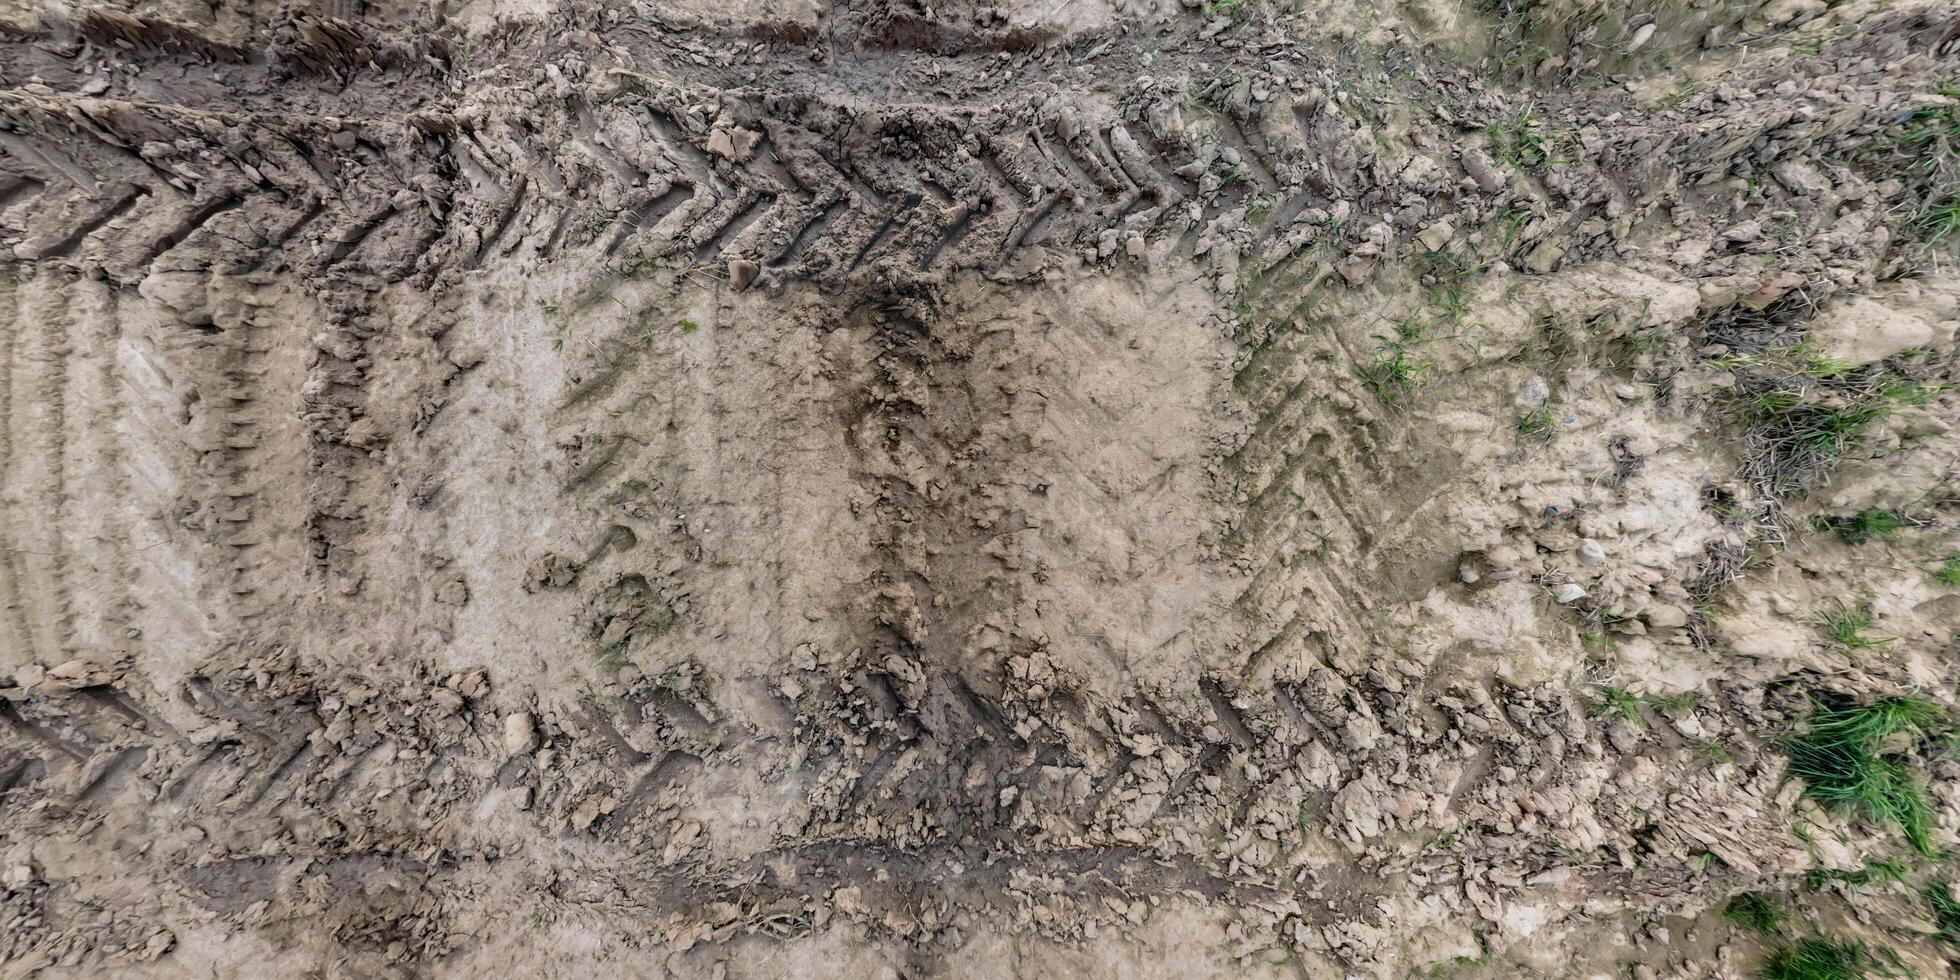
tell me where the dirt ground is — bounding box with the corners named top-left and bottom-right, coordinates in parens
top-left (3, 0), bottom-right (1960, 976)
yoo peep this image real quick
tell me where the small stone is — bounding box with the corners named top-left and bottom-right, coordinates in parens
top-left (1740, 271), bottom-right (1804, 310)
top-left (1554, 583), bottom-right (1587, 603)
top-left (1625, 23), bottom-right (1656, 53)
top-left (1416, 220), bottom-right (1455, 252)
top-left (1644, 605), bottom-right (1689, 629)
top-left (1459, 562), bottom-right (1481, 584)
top-left (1461, 151), bottom-right (1504, 193)
top-left (1772, 160), bottom-right (1832, 197)
top-left (1537, 530), bottom-right (1580, 552)
top-left (1335, 253), bottom-right (1375, 285)
top-left (1513, 376), bottom-right (1551, 409)
top-left (1722, 220), bottom-right (1761, 243)
top-left (1577, 539), bottom-right (1606, 566)
top-left (502, 711), bottom-right (539, 755)
top-left (458, 669), bottom-right (491, 699)
top-left (80, 77), bottom-right (110, 96)
top-left (1750, 0), bottom-right (1824, 29)
top-left (41, 658), bottom-right (113, 692)
top-left (728, 258), bottom-right (760, 291)
top-left (3, 863), bottom-right (37, 888)
top-left (142, 930), bottom-right (175, 960)
top-left (1523, 238), bottom-right (1567, 274)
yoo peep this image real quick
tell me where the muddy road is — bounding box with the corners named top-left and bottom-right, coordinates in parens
top-left (3, 0), bottom-right (1960, 976)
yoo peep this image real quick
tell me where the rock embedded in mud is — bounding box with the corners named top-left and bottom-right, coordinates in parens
top-left (1772, 160), bottom-right (1834, 197)
top-left (503, 711), bottom-right (540, 755)
top-left (1642, 603), bottom-right (1688, 629)
top-left (1805, 296), bottom-right (1936, 366)
top-left (1749, 0), bottom-right (1827, 31)
top-left (1577, 539), bottom-right (1606, 567)
top-left (39, 659), bottom-right (114, 692)
top-left (1416, 220), bottom-right (1455, 252)
top-left (1722, 220), bottom-right (1762, 243)
top-left (3, 861), bottom-right (39, 888)
top-left (1514, 376), bottom-right (1551, 409)
top-left (1523, 238), bottom-right (1567, 273)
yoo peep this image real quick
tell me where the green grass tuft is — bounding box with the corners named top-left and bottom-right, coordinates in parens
top-left (1517, 406), bottom-right (1557, 437)
top-left (1815, 600), bottom-right (1892, 651)
top-left (1920, 196), bottom-right (1960, 247)
top-left (1356, 332), bottom-right (1429, 405)
top-left (1201, 0), bottom-right (1254, 22)
top-left (1812, 510), bottom-right (1909, 545)
top-left (1587, 687), bottom-right (1700, 726)
top-left (1929, 882), bottom-right (1960, 945)
top-left (1747, 393), bottom-right (1888, 456)
top-left (1791, 341), bottom-right (1857, 380)
top-left (1724, 892), bottom-right (1783, 936)
top-left (1785, 696), bottom-right (1945, 855)
top-left (1804, 858), bottom-right (1908, 891)
top-left (1591, 686), bottom-right (1646, 726)
top-left (1761, 938), bottom-right (1896, 980)
top-left (1485, 109), bottom-right (1567, 170)
top-left (1933, 555), bottom-right (1960, 588)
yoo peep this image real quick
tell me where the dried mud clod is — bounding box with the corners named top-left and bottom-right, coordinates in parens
top-left (3, 0), bottom-right (1960, 977)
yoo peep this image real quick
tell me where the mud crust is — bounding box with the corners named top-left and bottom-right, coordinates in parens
top-left (4, 1), bottom-right (1960, 977)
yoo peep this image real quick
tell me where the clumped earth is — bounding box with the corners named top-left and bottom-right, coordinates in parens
top-left (1, 0), bottom-right (1959, 976)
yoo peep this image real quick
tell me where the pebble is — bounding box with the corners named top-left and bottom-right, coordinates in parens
top-left (1523, 238), bottom-right (1567, 273)
top-left (1416, 220), bottom-right (1455, 252)
top-left (1554, 583), bottom-right (1587, 603)
top-left (1722, 220), bottom-right (1761, 243)
top-left (1513, 376), bottom-right (1551, 409)
top-left (1577, 539), bottom-right (1606, 566)
top-left (1771, 160), bottom-right (1832, 196)
top-left (503, 711), bottom-right (540, 755)
top-left (1644, 605), bottom-right (1689, 629)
